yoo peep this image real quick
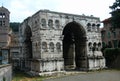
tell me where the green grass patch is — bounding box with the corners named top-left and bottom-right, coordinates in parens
top-left (12, 71), bottom-right (45, 81)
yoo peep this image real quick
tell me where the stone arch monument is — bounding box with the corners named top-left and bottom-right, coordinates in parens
top-left (19, 10), bottom-right (105, 75)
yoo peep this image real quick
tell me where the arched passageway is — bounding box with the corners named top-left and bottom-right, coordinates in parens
top-left (62, 21), bottom-right (87, 70)
top-left (24, 26), bottom-right (33, 59)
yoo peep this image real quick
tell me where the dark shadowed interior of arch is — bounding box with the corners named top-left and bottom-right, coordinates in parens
top-left (24, 26), bottom-right (33, 58)
top-left (63, 21), bottom-right (87, 70)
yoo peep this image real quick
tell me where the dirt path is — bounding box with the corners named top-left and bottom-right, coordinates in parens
top-left (43, 70), bottom-right (120, 81)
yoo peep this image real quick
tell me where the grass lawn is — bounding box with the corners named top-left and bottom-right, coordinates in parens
top-left (12, 71), bottom-right (45, 81)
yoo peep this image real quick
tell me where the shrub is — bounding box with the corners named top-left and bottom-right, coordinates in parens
top-left (104, 48), bottom-right (120, 68)
top-left (3, 77), bottom-right (6, 81)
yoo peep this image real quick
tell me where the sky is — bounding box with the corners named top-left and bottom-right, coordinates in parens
top-left (0, 0), bottom-right (115, 22)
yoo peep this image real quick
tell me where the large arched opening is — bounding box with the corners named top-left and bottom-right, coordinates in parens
top-left (62, 21), bottom-right (87, 70)
top-left (24, 26), bottom-right (33, 59)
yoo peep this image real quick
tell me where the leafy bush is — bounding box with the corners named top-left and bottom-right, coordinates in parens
top-left (3, 77), bottom-right (6, 81)
top-left (104, 48), bottom-right (120, 68)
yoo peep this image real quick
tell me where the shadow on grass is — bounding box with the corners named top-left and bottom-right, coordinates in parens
top-left (12, 70), bottom-right (45, 81)
top-left (12, 68), bottom-right (120, 81)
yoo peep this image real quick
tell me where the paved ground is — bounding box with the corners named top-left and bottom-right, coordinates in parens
top-left (43, 70), bottom-right (120, 81)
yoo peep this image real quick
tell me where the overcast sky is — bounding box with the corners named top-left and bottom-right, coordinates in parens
top-left (1, 0), bottom-right (115, 22)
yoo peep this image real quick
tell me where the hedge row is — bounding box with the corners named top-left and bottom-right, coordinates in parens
top-left (104, 48), bottom-right (120, 56)
top-left (104, 48), bottom-right (120, 67)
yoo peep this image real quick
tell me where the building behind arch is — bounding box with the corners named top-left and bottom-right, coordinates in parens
top-left (18, 10), bottom-right (105, 75)
top-left (0, 6), bottom-right (12, 81)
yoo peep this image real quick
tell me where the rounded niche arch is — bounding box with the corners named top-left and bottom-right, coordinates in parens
top-left (98, 42), bottom-right (102, 51)
top-left (62, 21), bottom-right (87, 69)
top-left (87, 23), bottom-right (91, 32)
top-left (56, 42), bottom-right (61, 52)
top-left (55, 20), bottom-right (60, 29)
top-left (42, 42), bottom-right (47, 52)
top-left (49, 42), bottom-right (54, 52)
top-left (88, 42), bottom-right (92, 51)
top-left (48, 19), bottom-right (53, 28)
top-left (92, 23), bottom-right (96, 31)
top-left (41, 18), bottom-right (46, 27)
